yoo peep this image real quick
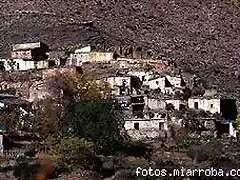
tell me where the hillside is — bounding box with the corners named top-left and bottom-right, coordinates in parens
top-left (0, 0), bottom-right (240, 96)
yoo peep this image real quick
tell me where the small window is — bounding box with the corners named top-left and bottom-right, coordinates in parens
top-left (179, 104), bottom-right (185, 110)
top-left (161, 113), bottom-right (166, 118)
top-left (16, 63), bottom-right (19, 70)
top-left (159, 122), bottom-right (164, 130)
top-left (210, 104), bottom-right (213, 108)
top-left (134, 123), bottom-right (139, 130)
top-left (149, 112), bottom-right (154, 119)
top-left (156, 81), bottom-right (159, 85)
top-left (194, 102), bottom-right (199, 109)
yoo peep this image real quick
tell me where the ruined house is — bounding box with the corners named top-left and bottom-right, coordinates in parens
top-left (111, 58), bottom-right (138, 69)
top-left (11, 42), bottom-right (49, 61)
top-left (142, 74), bottom-right (185, 95)
top-left (188, 96), bottom-right (237, 120)
top-left (68, 46), bottom-right (91, 66)
top-left (127, 71), bottom-right (153, 82)
top-left (0, 42), bottom-right (50, 71)
top-left (124, 118), bottom-right (168, 140)
top-left (102, 75), bottom-right (132, 96)
top-left (143, 76), bottom-right (166, 92)
top-left (118, 95), bottom-right (171, 140)
top-left (0, 59), bottom-right (49, 71)
top-left (69, 46), bottom-right (113, 65)
top-left (188, 96), bottom-right (238, 137)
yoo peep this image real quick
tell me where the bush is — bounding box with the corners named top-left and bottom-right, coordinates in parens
top-left (13, 162), bottom-right (41, 180)
top-left (186, 146), bottom-right (210, 162)
top-left (186, 139), bottom-right (223, 162)
top-left (49, 136), bottom-right (94, 165)
top-left (67, 99), bottom-right (126, 155)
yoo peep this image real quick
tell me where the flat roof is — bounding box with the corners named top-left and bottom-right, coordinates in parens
top-left (125, 118), bottom-right (166, 121)
top-left (13, 42), bottom-right (41, 51)
top-left (12, 42), bottom-right (49, 51)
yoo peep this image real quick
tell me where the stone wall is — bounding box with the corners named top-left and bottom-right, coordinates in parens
top-left (124, 119), bottom-right (168, 140)
top-left (188, 98), bottom-right (221, 114)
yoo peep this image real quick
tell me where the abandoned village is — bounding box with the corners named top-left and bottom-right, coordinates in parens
top-left (0, 41), bottom-right (238, 157)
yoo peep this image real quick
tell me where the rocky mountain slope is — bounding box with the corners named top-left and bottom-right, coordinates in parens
top-left (0, 0), bottom-right (239, 96)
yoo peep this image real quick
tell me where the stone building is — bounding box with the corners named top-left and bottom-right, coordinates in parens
top-left (188, 97), bottom-right (237, 120)
top-left (69, 46), bottom-right (113, 65)
top-left (103, 76), bottom-right (132, 96)
top-left (124, 118), bottom-right (168, 140)
top-left (142, 74), bottom-right (185, 95)
top-left (68, 46), bottom-right (91, 66)
top-left (0, 42), bottom-right (50, 71)
top-left (0, 59), bottom-right (49, 71)
top-left (11, 42), bottom-right (49, 61)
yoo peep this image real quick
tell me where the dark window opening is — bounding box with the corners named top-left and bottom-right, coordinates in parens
top-left (60, 57), bottom-right (67, 66)
top-left (220, 99), bottom-right (237, 120)
top-left (149, 112), bottom-right (154, 119)
top-left (159, 122), bottom-right (164, 130)
top-left (216, 122), bottom-right (229, 137)
top-left (120, 46), bottom-right (123, 55)
top-left (120, 86), bottom-right (128, 95)
top-left (136, 47), bottom-right (142, 52)
top-left (210, 104), bottom-right (213, 108)
top-left (131, 96), bottom-right (144, 104)
top-left (0, 62), bottom-right (5, 71)
top-left (76, 66), bottom-right (83, 74)
top-left (166, 103), bottom-right (175, 111)
top-left (134, 123), bottom-right (139, 130)
top-left (132, 104), bottom-right (144, 118)
top-left (161, 113), bottom-right (166, 118)
top-left (113, 51), bottom-right (119, 60)
top-left (156, 81), bottom-right (159, 85)
top-left (194, 102), bottom-right (199, 109)
top-left (122, 79), bottom-right (126, 86)
top-left (165, 79), bottom-right (172, 87)
top-left (16, 63), bottom-right (19, 70)
top-left (179, 104), bottom-right (185, 111)
top-left (49, 60), bottom-right (56, 68)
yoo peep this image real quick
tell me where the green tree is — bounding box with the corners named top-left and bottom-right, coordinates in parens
top-left (0, 107), bottom-right (20, 133)
top-left (34, 97), bottom-right (68, 139)
top-left (61, 43), bottom-right (85, 55)
top-left (143, 63), bottom-right (155, 72)
top-left (64, 71), bottom-right (111, 101)
top-left (236, 114), bottom-right (240, 139)
top-left (48, 135), bottom-right (94, 164)
top-left (67, 99), bottom-right (126, 155)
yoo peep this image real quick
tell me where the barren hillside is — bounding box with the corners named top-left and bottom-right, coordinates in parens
top-left (0, 0), bottom-right (240, 96)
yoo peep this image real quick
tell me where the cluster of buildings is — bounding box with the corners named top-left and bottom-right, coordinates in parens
top-left (97, 70), bottom-right (237, 140)
top-left (0, 42), bottom-right (238, 149)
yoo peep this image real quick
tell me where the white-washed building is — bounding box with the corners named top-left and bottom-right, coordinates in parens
top-left (102, 76), bottom-right (132, 96)
top-left (0, 59), bottom-right (49, 71)
top-left (124, 118), bottom-right (168, 140)
top-left (69, 46), bottom-right (113, 65)
top-left (188, 97), bottom-right (237, 120)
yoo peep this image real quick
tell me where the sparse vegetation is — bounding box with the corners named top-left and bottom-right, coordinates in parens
top-left (61, 43), bottom-right (85, 55)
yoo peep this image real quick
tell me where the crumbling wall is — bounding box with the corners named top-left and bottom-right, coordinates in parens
top-left (144, 98), bottom-right (165, 110)
top-left (124, 120), bottom-right (168, 140)
top-left (188, 98), bottom-right (221, 114)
